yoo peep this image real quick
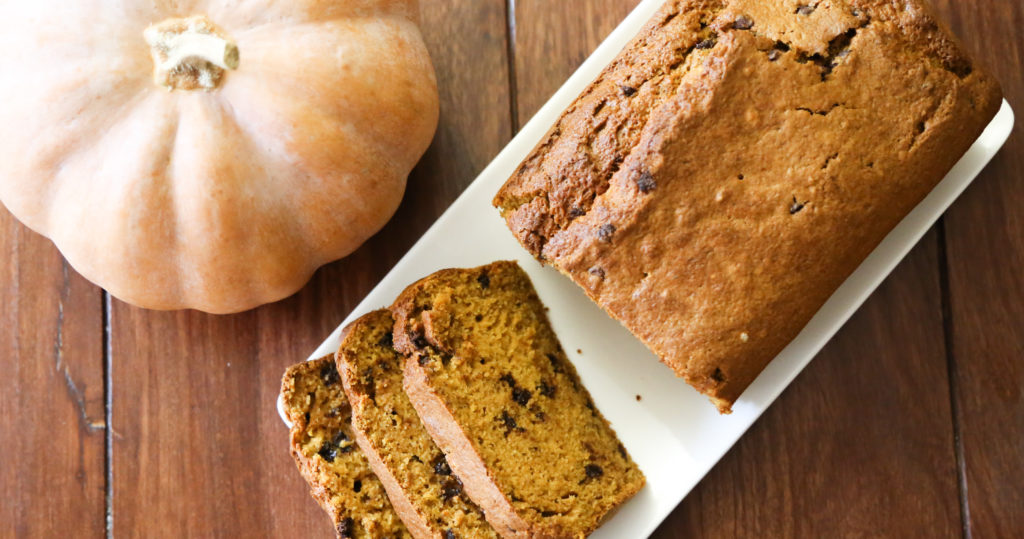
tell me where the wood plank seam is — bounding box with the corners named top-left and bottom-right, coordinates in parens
top-left (505, 0), bottom-right (521, 133)
top-left (937, 219), bottom-right (973, 539)
top-left (104, 291), bottom-right (114, 539)
top-left (55, 262), bottom-right (105, 432)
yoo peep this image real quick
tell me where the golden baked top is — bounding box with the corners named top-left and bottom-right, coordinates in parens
top-left (494, 0), bottom-right (1001, 411)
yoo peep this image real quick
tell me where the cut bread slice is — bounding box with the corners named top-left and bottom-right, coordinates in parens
top-left (337, 310), bottom-right (498, 539)
top-left (281, 356), bottom-right (411, 539)
top-left (391, 261), bottom-right (645, 538)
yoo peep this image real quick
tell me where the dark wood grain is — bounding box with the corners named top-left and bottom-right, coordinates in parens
top-left (0, 210), bottom-right (106, 537)
top-left (931, 1), bottom-right (1024, 535)
top-left (511, 0), bottom-right (641, 128)
top-left (511, 1), bottom-right (966, 537)
top-left (1, 1), bottom-right (1020, 538)
top-left (108, 1), bottom-right (513, 536)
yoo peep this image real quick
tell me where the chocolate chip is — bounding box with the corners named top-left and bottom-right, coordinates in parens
top-left (620, 84), bottom-right (637, 96)
top-left (418, 355), bottom-right (430, 366)
top-left (711, 367), bottom-right (726, 383)
top-left (360, 370), bottom-right (376, 403)
top-left (546, 353), bottom-right (564, 373)
top-left (597, 224), bottom-right (616, 242)
top-left (585, 464), bottom-right (604, 478)
top-left (733, 15), bottom-right (754, 30)
top-left (533, 409), bottom-right (547, 422)
top-left (537, 381), bottom-right (556, 398)
top-left (569, 206), bottom-right (585, 219)
top-left (337, 517), bottom-right (355, 538)
top-left (499, 410), bottom-right (519, 435)
top-left (796, 5), bottom-right (815, 15)
top-left (588, 267), bottom-right (606, 279)
top-left (695, 38), bottom-right (716, 49)
top-left (433, 455), bottom-right (452, 476)
top-left (444, 530), bottom-right (456, 539)
top-left (512, 387), bottom-right (533, 406)
top-left (635, 171), bottom-right (656, 193)
top-left (318, 442), bottom-right (338, 462)
top-left (333, 431), bottom-right (350, 445)
top-left (789, 197), bottom-right (805, 214)
top-left (499, 373), bottom-right (517, 387)
top-left (412, 334), bottom-right (429, 349)
top-left (541, 510), bottom-right (557, 517)
top-left (441, 477), bottom-right (463, 501)
top-left (768, 49), bottom-right (782, 61)
top-left (378, 331), bottom-right (393, 349)
top-left (477, 273), bottom-right (490, 289)
top-left (320, 362), bottom-right (340, 386)
top-left (353, 479), bottom-right (362, 493)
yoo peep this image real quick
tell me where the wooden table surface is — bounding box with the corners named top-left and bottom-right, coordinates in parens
top-left (2, 1), bottom-right (1021, 537)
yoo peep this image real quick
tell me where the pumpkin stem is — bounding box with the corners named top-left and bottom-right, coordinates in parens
top-left (144, 15), bottom-right (239, 91)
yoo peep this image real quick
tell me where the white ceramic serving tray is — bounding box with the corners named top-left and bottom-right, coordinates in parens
top-left (279, 0), bottom-right (1014, 535)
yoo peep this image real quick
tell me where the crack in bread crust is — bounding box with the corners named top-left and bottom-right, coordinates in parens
top-left (492, 0), bottom-right (1002, 412)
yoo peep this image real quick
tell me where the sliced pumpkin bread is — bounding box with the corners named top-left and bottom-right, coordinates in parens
top-left (280, 356), bottom-right (411, 539)
top-left (391, 261), bottom-right (645, 538)
top-left (337, 309), bottom-right (498, 539)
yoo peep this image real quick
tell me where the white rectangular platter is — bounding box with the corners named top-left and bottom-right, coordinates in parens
top-left (280, 0), bottom-right (1015, 535)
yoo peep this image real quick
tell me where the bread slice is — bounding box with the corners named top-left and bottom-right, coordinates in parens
top-left (391, 261), bottom-right (645, 538)
top-left (280, 356), bottom-right (411, 539)
top-left (337, 310), bottom-right (498, 539)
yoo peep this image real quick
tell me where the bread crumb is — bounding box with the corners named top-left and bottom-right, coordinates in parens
top-left (635, 395), bottom-right (642, 402)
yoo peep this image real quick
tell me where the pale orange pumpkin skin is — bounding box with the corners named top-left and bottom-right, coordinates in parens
top-left (0, 0), bottom-right (439, 313)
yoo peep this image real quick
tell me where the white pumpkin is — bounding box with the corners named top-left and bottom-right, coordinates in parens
top-left (0, 0), bottom-right (439, 313)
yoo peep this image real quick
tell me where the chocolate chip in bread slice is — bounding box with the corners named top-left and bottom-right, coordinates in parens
top-left (337, 310), bottom-right (498, 539)
top-left (280, 356), bottom-right (412, 539)
top-left (391, 261), bottom-right (645, 538)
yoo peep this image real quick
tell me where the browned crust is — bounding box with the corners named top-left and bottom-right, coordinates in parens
top-left (390, 263), bottom-right (534, 537)
top-left (390, 265), bottom-right (506, 357)
top-left (281, 357), bottom-right (349, 531)
top-left (493, 0), bottom-right (1003, 413)
top-left (280, 356), bottom-right (411, 538)
top-left (389, 261), bottom-right (644, 538)
top-left (402, 355), bottom-right (535, 538)
top-left (336, 313), bottom-right (437, 539)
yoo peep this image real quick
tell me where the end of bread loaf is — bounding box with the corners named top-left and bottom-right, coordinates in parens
top-left (280, 357), bottom-right (411, 539)
top-left (494, 0), bottom-right (1002, 413)
top-left (391, 261), bottom-right (646, 538)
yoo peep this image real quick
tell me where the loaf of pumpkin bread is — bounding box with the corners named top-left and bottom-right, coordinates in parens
top-left (391, 261), bottom-right (645, 538)
top-left (336, 310), bottom-right (498, 539)
top-left (280, 356), bottom-right (411, 538)
top-left (493, 0), bottom-right (1002, 412)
